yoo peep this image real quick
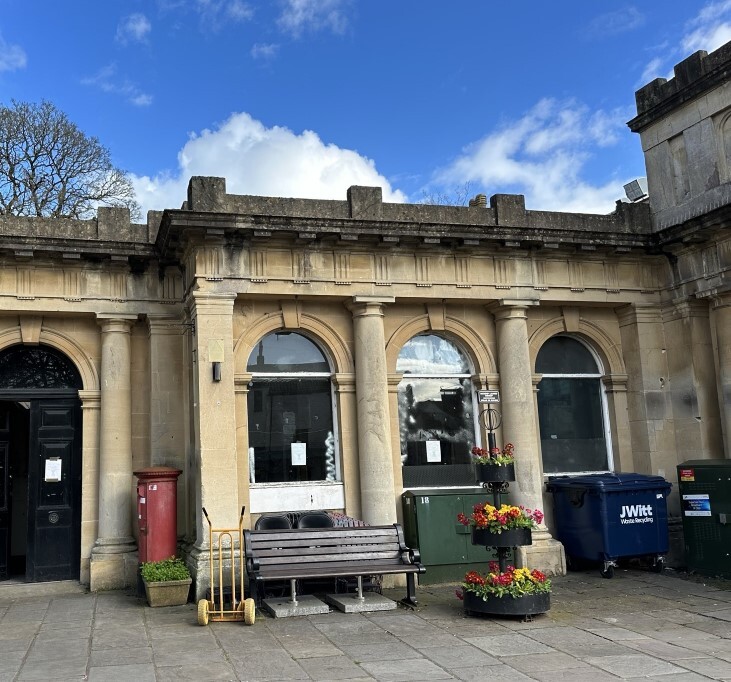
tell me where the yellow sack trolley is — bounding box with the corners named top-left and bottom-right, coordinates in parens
top-left (197, 507), bottom-right (256, 626)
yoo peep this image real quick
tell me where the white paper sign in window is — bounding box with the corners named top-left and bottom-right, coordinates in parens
top-left (291, 442), bottom-right (307, 466)
top-left (425, 440), bottom-right (442, 463)
top-left (45, 457), bottom-right (62, 482)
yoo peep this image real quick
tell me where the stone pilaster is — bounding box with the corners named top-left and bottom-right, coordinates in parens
top-left (712, 294), bottom-right (731, 457)
top-left (348, 296), bottom-right (397, 526)
top-left (79, 390), bottom-right (100, 587)
top-left (90, 315), bottom-right (138, 591)
top-left (189, 293), bottom-right (238, 600)
top-left (234, 372), bottom-right (252, 529)
top-left (147, 315), bottom-right (187, 539)
top-left (333, 373), bottom-right (361, 519)
top-left (616, 304), bottom-right (675, 476)
top-left (491, 302), bottom-right (566, 576)
top-left (663, 299), bottom-right (722, 467)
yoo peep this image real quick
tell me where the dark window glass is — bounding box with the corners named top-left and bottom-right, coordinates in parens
top-left (246, 333), bottom-right (329, 373)
top-left (0, 345), bottom-right (82, 389)
top-left (535, 336), bottom-right (598, 374)
top-left (537, 378), bottom-right (608, 473)
top-left (398, 377), bottom-right (476, 487)
top-left (248, 377), bottom-right (336, 484)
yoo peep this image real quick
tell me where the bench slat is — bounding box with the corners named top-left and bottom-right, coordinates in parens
top-left (250, 541), bottom-right (400, 556)
top-left (255, 550), bottom-right (402, 565)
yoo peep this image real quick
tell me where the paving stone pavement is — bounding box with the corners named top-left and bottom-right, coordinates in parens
top-left (0, 569), bottom-right (729, 681)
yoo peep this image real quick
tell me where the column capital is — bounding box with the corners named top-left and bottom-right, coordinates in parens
top-left (602, 374), bottom-right (629, 392)
top-left (146, 314), bottom-right (185, 336)
top-left (346, 295), bottom-right (395, 318)
top-left (333, 373), bottom-right (356, 391)
top-left (387, 372), bottom-right (404, 392)
top-left (189, 292), bottom-right (236, 313)
top-left (488, 300), bottom-right (538, 321)
top-left (234, 372), bottom-right (253, 393)
top-left (78, 389), bottom-right (101, 409)
top-left (615, 303), bottom-right (662, 326)
top-left (713, 292), bottom-right (731, 310)
top-left (96, 314), bottom-right (137, 331)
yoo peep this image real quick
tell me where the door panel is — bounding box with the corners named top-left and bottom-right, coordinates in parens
top-left (0, 437), bottom-right (8, 580)
top-left (27, 400), bottom-right (80, 581)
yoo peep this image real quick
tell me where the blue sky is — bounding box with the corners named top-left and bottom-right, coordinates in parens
top-left (1, 1), bottom-right (730, 217)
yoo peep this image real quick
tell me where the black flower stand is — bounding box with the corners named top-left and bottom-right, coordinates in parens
top-left (464, 465), bottom-right (550, 620)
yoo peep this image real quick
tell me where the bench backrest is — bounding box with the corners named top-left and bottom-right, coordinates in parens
top-left (245, 524), bottom-right (409, 572)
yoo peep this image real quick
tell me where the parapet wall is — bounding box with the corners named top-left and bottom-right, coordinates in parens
top-left (629, 42), bottom-right (731, 132)
top-left (184, 176), bottom-right (651, 237)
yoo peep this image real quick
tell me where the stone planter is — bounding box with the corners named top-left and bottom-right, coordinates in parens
top-left (471, 527), bottom-right (532, 547)
top-left (143, 578), bottom-right (192, 607)
top-left (476, 462), bottom-right (515, 483)
top-left (463, 589), bottom-right (550, 617)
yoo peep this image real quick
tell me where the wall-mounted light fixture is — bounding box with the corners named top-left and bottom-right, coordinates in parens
top-left (209, 339), bottom-right (224, 383)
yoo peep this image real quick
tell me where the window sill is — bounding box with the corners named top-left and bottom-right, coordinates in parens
top-left (249, 481), bottom-right (344, 513)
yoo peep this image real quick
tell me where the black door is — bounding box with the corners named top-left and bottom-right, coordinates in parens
top-left (26, 400), bottom-right (81, 581)
top-left (0, 406), bottom-right (9, 579)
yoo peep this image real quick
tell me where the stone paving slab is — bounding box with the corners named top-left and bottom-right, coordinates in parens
top-left (0, 568), bottom-right (729, 680)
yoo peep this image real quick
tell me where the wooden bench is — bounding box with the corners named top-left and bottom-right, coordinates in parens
top-left (244, 524), bottom-right (425, 607)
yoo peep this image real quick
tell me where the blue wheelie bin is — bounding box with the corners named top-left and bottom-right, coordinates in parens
top-left (546, 473), bottom-right (672, 578)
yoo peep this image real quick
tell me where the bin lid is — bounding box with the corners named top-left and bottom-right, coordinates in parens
top-left (546, 472), bottom-right (671, 492)
top-left (402, 487), bottom-right (482, 498)
top-left (678, 459), bottom-right (731, 469)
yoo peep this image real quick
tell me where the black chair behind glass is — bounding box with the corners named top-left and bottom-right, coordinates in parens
top-left (254, 514), bottom-right (292, 530)
top-left (295, 512), bottom-right (334, 528)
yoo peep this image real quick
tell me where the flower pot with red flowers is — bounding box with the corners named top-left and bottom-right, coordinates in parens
top-left (457, 502), bottom-right (544, 548)
top-left (457, 563), bottom-right (551, 616)
top-left (471, 443), bottom-right (515, 483)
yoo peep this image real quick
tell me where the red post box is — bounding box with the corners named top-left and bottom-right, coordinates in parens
top-left (134, 467), bottom-right (182, 564)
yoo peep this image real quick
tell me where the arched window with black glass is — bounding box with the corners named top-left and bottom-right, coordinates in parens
top-left (246, 332), bottom-right (338, 484)
top-left (536, 335), bottom-right (612, 474)
top-left (397, 334), bottom-right (477, 488)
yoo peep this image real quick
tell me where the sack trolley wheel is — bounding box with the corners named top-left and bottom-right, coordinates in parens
top-left (197, 599), bottom-right (210, 626)
top-left (244, 597), bottom-right (256, 625)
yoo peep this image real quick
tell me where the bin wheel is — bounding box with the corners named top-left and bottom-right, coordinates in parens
top-left (197, 599), bottom-right (210, 626)
top-left (600, 564), bottom-right (615, 579)
top-left (650, 557), bottom-right (665, 573)
top-left (244, 598), bottom-right (256, 626)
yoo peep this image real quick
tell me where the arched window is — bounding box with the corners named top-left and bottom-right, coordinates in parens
top-left (0, 345), bottom-right (82, 390)
top-left (397, 334), bottom-right (477, 488)
top-left (536, 336), bottom-right (611, 474)
top-left (246, 332), bottom-right (338, 484)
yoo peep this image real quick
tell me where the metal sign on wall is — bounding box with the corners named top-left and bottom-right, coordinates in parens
top-left (478, 390), bottom-right (500, 403)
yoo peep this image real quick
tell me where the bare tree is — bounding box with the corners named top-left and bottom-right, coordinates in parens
top-left (0, 100), bottom-right (141, 219)
top-left (418, 182), bottom-right (474, 207)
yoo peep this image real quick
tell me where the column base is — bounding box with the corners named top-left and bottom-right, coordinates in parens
top-left (90, 538), bottom-right (138, 591)
top-left (515, 530), bottom-right (567, 576)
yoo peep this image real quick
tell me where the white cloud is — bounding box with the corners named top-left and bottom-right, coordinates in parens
top-left (81, 64), bottom-right (153, 107)
top-left (432, 99), bottom-right (629, 214)
top-left (251, 42), bottom-right (279, 60)
top-left (0, 33), bottom-right (26, 72)
top-left (640, 1), bottom-right (731, 86)
top-left (587, 7), bottom-right (645, 36)
top-left (194, 0), bottom-right (254, 30)
top-left (116, 13), bottom-right (152, 44)
top-left (130, 111), bottom-right (406, 214)
top-left (277, 0), bottom-right (349, 37)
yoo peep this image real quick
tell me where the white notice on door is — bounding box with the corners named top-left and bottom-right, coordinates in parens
top-left (291, 442), bottom-right (307, 466)
top-left (45, 457), bottom-right (62, 482)
top-left (426, 440), bottom-right (442, 463)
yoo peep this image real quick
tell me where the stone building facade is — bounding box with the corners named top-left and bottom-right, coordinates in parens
top-left (0, 43), bottom-right (729, 591)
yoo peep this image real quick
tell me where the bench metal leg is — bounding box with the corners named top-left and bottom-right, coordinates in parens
top-left (289, 578), bottom-right (298, 606)
top-left (356, 576), bottom-right (364, 602)
top-left (400, 573), bottom-right (418, 607)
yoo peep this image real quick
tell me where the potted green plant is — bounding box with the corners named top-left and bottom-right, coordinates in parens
top-left (457, 501), bottom-right (543, 547)
top-left (457, 562), bottom-right (551, 616)
top-left (140, 557), bottom-right (192, 607)
top-left (471, 443), bottom-right (515, 482)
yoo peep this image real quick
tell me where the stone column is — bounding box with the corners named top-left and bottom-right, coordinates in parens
top-left (90, 315), bottom-right (138, 591)
top-left (348, 296), bottom-right (397, 526)
top-left (234, 372), bottom-right (252, 529)
top-left (491, 302), bottom-right (566, 575)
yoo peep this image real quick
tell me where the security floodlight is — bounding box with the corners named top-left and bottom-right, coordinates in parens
top-left (624, 177), bottom-right (648, 202)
